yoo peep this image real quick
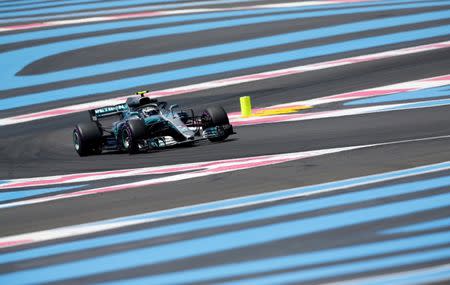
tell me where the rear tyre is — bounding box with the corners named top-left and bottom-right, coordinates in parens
top-left (121, 119), bottom-right (146, 154)
top-left (203, 106), bottom-right (232, 142)
top-left (73, 123), bottom-right (102, 156)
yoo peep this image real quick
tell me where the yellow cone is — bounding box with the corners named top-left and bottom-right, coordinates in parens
top-left (240, 96), bottom-right (252, 117)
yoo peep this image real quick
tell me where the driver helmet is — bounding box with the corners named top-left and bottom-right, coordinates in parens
top-left (142, 106), bottom-right (158, 117)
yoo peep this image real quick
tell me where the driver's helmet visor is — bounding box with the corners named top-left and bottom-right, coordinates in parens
top-left (142, 106), bottom-right (158, 116)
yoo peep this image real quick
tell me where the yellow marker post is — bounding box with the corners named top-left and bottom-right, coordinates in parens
top-left (240, 96), bottom-right (252, 117)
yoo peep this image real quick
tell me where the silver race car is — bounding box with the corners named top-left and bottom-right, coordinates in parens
top-left (73, 91), bottom-right (235, 156)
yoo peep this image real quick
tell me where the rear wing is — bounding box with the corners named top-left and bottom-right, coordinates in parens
top-left (89, 103), bottom-right (128, 121)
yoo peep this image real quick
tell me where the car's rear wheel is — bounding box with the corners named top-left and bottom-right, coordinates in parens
top-left (73, 123), bottom-right (102, 156)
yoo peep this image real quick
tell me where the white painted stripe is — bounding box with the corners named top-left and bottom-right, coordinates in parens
top-left (246, 1), bottom-right (337, 9)
top-left (0, 1), bottom-right (369, 32)
top-left (0, 0), bottom-right (270, 25)
top-left (47, 16), bottom-right (112, 25)
top-left (0, 154), bottom-right (308, 190)
top-left (2, 135), bottom-right (450, 211)
top-left (1, 41), bottom-right (448, 127)
top-left (0, 135), bottom-right (449, 248)
top-left (0, 145), bottom-right (366, 209)
top-left (230, 105), bottom-right (389, 124)
top-left (226, 73), bottom-right (450, 122)
top-left (324, 264), bottom-right (450, 285)
top-left (255, 74), bottom-right (450, 109)
top-left (229, 87), bottom-right (450, 126)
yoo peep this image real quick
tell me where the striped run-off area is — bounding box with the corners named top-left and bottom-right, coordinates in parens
top-left (1, 0), bottom-right (450, 284)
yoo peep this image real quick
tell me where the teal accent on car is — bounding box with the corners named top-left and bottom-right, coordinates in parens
top-left (144, 116), bottom-right (163, 125)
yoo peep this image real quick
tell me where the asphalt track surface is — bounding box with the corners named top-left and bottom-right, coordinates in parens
top-left (1, 0), bottom-right (450, 284)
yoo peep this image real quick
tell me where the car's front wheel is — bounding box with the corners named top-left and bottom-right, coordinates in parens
top-left (202, 106), bottom-right (232, 142)
top-left (120, 119), bottom-right (146, 154)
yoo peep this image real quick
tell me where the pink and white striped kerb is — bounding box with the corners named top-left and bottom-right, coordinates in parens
top-left (0, 0), bottom-right (373, 32)
top-left (229, 74), bottom-right (450, 126)
top-left (0, 145), bottom-right (365, 209)
top-left (1, 41), bottom-right (448, 127)
top-left (0, 156), bottom-right (274, 190)
top-left (0, 138), bottom-right (448, 249)
top-left (272, 74), bottom-right (450, 108)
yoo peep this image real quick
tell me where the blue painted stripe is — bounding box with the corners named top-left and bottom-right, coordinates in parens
top-left (0, 0), bottom-right (44, 4)
top-left (0, 0), bottom-right (417, 24)
top-left (0, 1), bottom-right (269, 24)
top-left (2, 3), bottom-right (448, 91)
top-left (380, 98), bottom-right (450, 112)
top-left (360, 265), bottom-right (450, 285)
top-left (220, 248), bottom-right (450, 285)
top-left (383, 217), bottom-right (450, 234)
top-left (0, 0), bottom-right (193, 16)
top-left (345, 85), bottom-right (450, 105)
top-left (0, 0), bottom-right (116, 3)
top-left (101, 231), bottom-right (450, 285)
top-left (96, 161), bottom-right (450, 224)
top-left (1, 165), bottom-right (449, 265)
top-left (0, 0), bottom-right (433, 45)
top-left (0, 0), bottom-right (80, 4)
top-left (2, 175), bottom-right (450, 284)
top-left (0, 185), bottom-right (85, 203)
top-left (0, 0), bottom-right (112, 10)
top-left (1, 23), bottom-right (449, 110)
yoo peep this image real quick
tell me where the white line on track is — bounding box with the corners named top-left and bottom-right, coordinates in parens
top-left (0, 145), bottom-right (367, 208)
top-left (1, 135), bottom-right (449, 210)
top-left (324, 264), bottom-right (450, 285)
top-left (228, 74), bottom-right (450, 125)
top-left (0, 135), bottom-right (449, 248)
top-left (1, 41), bottom-right (448, 127)
top-left (233, 98), bottom-right (450, 126)
top-left (0, 0), bottom-right (373, 32)
top-left (256, 75), bottom-right (450, 109)
top-left (0, 150), bottom-right (351, 190)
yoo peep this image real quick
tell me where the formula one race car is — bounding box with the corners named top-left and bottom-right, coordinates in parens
top-left (73, 91), bottom-right (234, 156)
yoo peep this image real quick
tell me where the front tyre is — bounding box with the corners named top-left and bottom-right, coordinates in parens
top-left (202, 106), bottom-right (232, 142)
top-left (73, 123), bottom-right (102, 156)
top-left (204, 106), bottom-right (229, 126)
top-left (121, 119), bottom-right (146, 154)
